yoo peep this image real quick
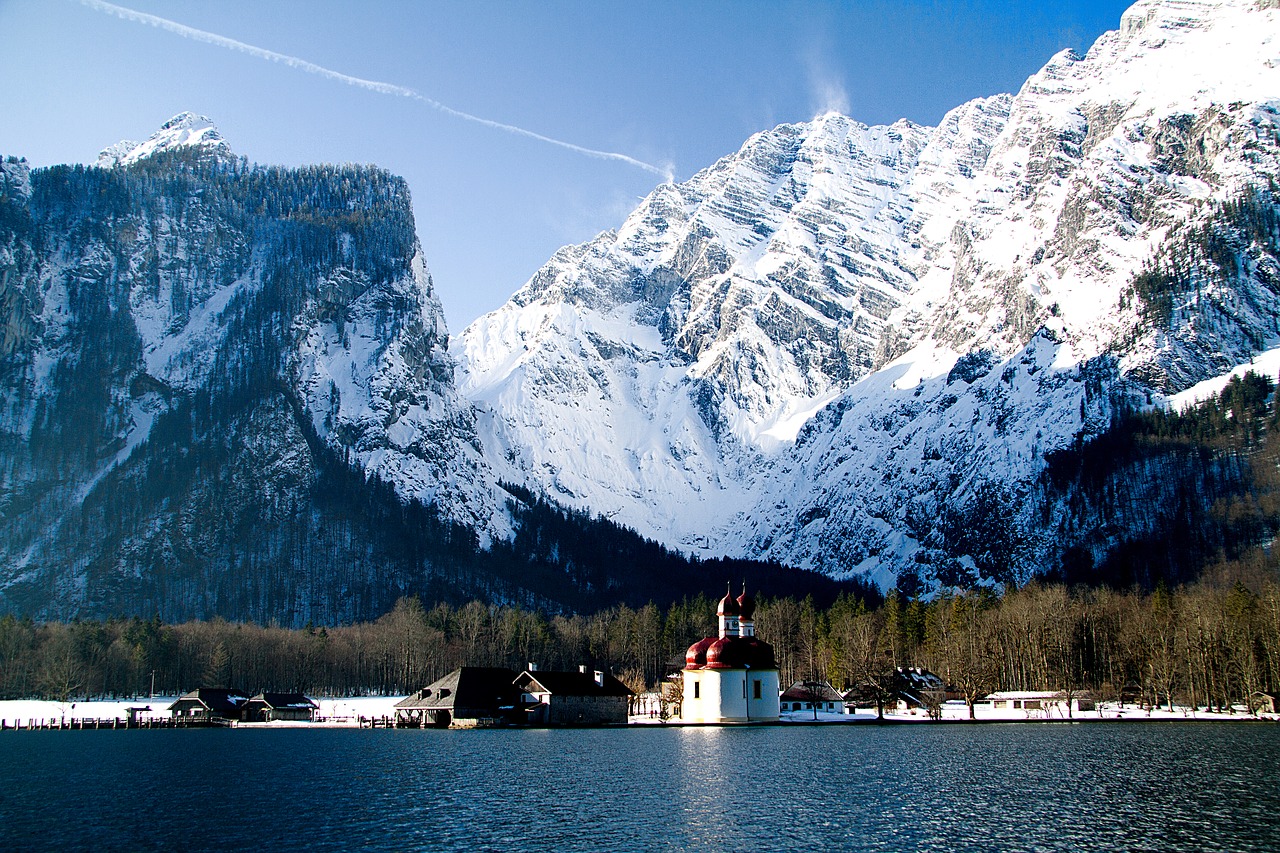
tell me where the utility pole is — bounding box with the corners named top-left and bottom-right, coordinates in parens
top-left (149, 670), bottom-right (156, 699)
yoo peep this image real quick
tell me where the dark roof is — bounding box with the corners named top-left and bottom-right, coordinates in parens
top-left (396, 667), bottom-right (521, 711)
top-left (515, 670), bottom-right (633, 698)
top-left (168, 688), bottom-right (251, 714)
top-left (780, 680), bottom-right (844, 703)
top-left (893, 668), bottom-right (946, 707)
top-left (246, 692), bottom-right (318, 710)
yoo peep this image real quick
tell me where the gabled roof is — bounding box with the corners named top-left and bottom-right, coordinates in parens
top-left (168, 688), bottom-right (250, 714)
top-left (247, 692), bottom-right (318, 710)
top-left (780, 680), bottom-right (844, 703)
top-left (395, 667), bottom-right (521, 711)
top-left (515, 670), bottom-right (632, 698)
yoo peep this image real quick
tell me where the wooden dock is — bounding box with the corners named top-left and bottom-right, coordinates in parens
top-left (1, 717), bottom-right (226, 730)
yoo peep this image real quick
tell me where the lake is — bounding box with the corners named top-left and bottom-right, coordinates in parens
top-left (1, 723), bottom-right (1277, 851)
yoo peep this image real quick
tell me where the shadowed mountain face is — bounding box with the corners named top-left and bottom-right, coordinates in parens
top-left (0, 139), bottom-right (514, 622)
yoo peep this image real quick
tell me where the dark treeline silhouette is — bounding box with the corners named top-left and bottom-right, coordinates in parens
top-left (1041, 370), bottom-right (1280, 590)
top-left (4, 559), bottom-right (1277, 714)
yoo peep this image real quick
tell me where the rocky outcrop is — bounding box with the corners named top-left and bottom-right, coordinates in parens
top-left (456, 0), bottom-right (1280, 589)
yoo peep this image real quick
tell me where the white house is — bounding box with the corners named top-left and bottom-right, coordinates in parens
top-left (780, 680), bottom-right (846, 714)
top-left (983, 690), bottom-right (1095, 716)
top-left (681, 585), bottom-right (780, 724)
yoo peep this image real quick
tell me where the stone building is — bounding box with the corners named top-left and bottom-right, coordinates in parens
top-left (515, 667), bottom-right (631, 726)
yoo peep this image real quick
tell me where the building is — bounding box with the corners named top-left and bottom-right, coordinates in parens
top-left (984, 691), bottom-right (1096, 716)
top-left (892, 667), bottom-right (948, 712)
top-left (394, 667), bottom-right (522, 728)
top-left (1248, 691), bottom-right (1280, 715)
top-left (681, 585), bottom-right (780, 723)
top-left (242, 693), bottom-right (318, 722)
top-left (515, 667), bottom-right (632, 726)
top-left (780, 680), bottom-right (846, 714)
top-left (168, 688), bottom-right (251, 722)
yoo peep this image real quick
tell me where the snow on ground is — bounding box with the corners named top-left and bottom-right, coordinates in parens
top-left (0, 696), bottom-right (405, 729)
top-left (774, 701), bottom-right (1276, 724)
top-left (1, 697), bottom-right (1272, 728)
top-left (1166, 345), bottom-right (1280, 410)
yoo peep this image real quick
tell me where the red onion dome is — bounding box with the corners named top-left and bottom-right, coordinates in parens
top-left (737, 589), bottom-right (756, 620)
top-left (705, 637), bottom-right (742, 669)
top-left (706, 637), bottom-right (776, 670)
top-left (685, 637), bottom-right (715, 670)
top-left (717, 588), bottom-right (740, 616)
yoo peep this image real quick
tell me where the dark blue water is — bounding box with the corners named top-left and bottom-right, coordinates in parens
top-left (1, 723), bottom-right (1277, 851)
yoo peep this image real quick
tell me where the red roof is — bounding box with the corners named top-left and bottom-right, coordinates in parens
top-left (717, 588), bottom-right (740, 616)
top-left (704, 636), bottom-right (776, 670)
top-left (685, 637), bottom-right (716, 670)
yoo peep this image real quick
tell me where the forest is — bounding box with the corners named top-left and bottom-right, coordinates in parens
top-left (2, 561), bottom-right (1276, 716)
top-left (7, 370), bottom-right (1280, 711)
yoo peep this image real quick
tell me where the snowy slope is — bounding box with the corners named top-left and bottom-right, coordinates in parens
top-left (1, 116), bottom-right (509, 619)
top-left (457, 0), bottom-right (1280, 586)
top-left (96, 112), bottom-right (231, 167)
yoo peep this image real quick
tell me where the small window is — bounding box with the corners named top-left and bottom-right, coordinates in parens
top-left (693, 681), bottom-right (700, 700)
top-left (753, 680), bottom-right (762, 700)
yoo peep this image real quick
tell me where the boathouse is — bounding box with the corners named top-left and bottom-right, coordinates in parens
top-left (984, 690), bottom-right (1096, 715)
top-left (242, 693), bottom-right (319, 722)
top-left (168, 688), bottom-right (251, 722)
top-left (395, 667), bottom-right (522, 728)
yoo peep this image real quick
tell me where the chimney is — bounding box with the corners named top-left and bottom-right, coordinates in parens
top-left (528, 662), bottom-right (538, 672)
top-left (594, 671), bottom-right (605, 687)
top-left (579, 665), bottom-right (588, 674)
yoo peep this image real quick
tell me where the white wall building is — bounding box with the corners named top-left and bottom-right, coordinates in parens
top-left (681, 586), bottom-right (780, 724)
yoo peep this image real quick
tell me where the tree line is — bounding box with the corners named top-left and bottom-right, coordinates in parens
top-left (3, 559), bottom-right (1276, 714)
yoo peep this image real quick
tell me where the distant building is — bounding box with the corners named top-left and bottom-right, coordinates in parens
top-left (681, 585), bottom-right (780, 723)
top-left (892, 667), bottom-right (948, 711)
top-left (395, 667), bottom-right (522, 728)
top-left (242, 693), bottom-right (318, 722)
top-left (780, 680), bottom-right (845, 714)
top-left (168, 688), bottom-right (250, 722)
top-left (984, 690), bottom-right (1095, 715)
top-left (515, 667), bottom-right (631, 726)
top-left (1248, 691), bottom-right (1280, 715)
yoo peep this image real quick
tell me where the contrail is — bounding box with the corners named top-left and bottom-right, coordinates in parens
top-left (78, 0), bottom-right (674, 180)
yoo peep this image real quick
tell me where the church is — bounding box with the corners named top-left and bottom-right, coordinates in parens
top-left (681, 585), bottom-right (780, 723)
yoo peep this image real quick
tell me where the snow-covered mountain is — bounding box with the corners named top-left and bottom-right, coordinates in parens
top-left (95, 111), bottom-right (231, 168)
top-left (456, 0), bottom-right (1280, 588)
top-left (0, 121), bottom-right (511, 621)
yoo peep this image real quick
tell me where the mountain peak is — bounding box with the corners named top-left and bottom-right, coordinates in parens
top-left (96, 112), bottom-right (231, 168)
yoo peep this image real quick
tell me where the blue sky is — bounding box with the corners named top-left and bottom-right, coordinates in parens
top-left (0, 0), bottom-right (1134, 329)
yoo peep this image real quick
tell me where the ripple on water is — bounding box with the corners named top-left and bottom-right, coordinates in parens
top-left (0, 723), bottom-right (1277, 851)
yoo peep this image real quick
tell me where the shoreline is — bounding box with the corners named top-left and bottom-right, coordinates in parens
top-left (1, 696), bottom-right (1275, 730)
